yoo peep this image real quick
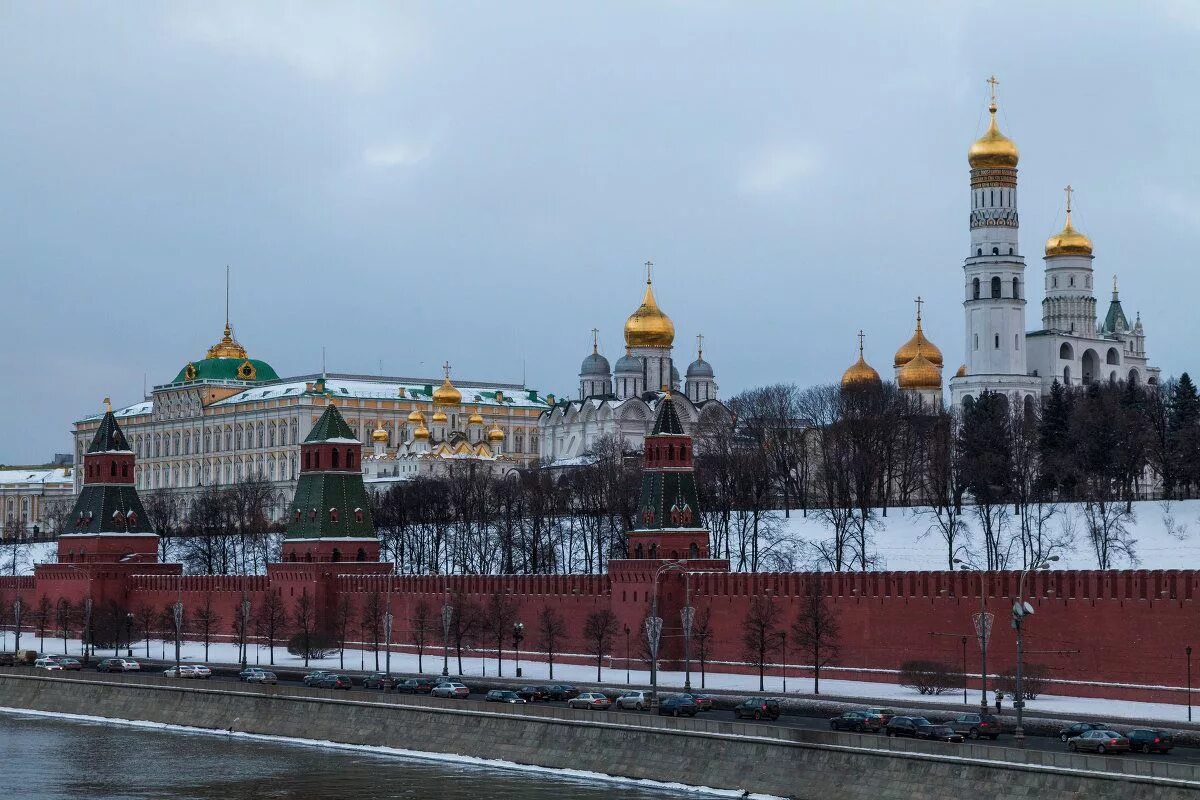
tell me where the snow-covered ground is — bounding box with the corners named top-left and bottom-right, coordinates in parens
top-left (14, 632), bottom-right (1198, 727)
top-left (774, 499), bottom-right (1200, 571)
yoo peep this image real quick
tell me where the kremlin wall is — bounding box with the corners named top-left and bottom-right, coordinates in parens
top-left (2, 392), bottom-right (1195, 708)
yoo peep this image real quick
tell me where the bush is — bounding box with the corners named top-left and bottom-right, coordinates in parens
top-left (898, 660), bottom-right (960, 695)
top-left (995, 663), bottom-right (1049, 700)
top-left (287, 630), bottom-right (338, 660)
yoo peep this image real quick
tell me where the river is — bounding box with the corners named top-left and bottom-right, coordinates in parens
top-left (0, 711), bottom-right (715, 799)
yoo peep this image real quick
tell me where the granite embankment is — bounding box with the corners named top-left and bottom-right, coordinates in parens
top-left (1, 670), bottom-right (1197, 800)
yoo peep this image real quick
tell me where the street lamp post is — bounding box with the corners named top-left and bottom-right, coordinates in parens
top-left (83, 596), bottom-right (93, 665)
top-left (1188, 646), bottom-right (1194, 723)
top-left (1012, 556), bottom-right (1058, 746)
top-left (955, 560), bottom-right (992, 714)
top-left (172, 599), bottom-right (184, 676)
top-left (961, 635), bottom-right (968, 706)
top-left (12, 597), bottom-right (22, 658)
top-left (240, 597), bottom-right (251, 670)
top-left (623, 625), bottom-right (631, 685)
top-left (648, 560), bottom-right (687, 709)
top-left (512, 622), bottom-right (524, 678)
top-left (384, 610), bottom-right (394, 677)
top-left (125, 613), bottom-right (133, 657)
top-left (441, 593), bottom-right (453, 678)
top-left (781, 631), bottom-right (787, 694)
top-left (681, 571), bottom-right (694, 693)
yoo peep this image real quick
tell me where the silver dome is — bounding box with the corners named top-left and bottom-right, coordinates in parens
top-left (614, 353), bottom-right (642, 374)
top-left (687, 358), bottom-right (714, 378)
top-left (579, 351), bottom-right (611, 376)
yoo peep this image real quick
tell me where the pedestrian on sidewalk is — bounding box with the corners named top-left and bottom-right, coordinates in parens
top-left (994, 691), bottom-right (1003, 713)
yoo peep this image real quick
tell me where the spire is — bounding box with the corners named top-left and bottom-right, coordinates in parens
top-left (696, 333), bottom-right (704, 360)
top-left (304, 403), bottom-right (357, 443)
top-left (968, 75), bottom-right (1019, 169)
top-left (103, 396), bottom-right (112, 413)
top-left (206, 266), bottom-right (249, 360)
top-left (592, 327), bottom-right (599, 354)
top-left (650, 392), bottom-right (686, 435)
top-left (987, 74), bottom-right (999, 113)
top-left (1112, 273), bottom-right (1119, 301)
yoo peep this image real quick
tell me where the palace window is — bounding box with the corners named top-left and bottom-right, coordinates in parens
top-left (991, 276), bottom-right (1001, 298)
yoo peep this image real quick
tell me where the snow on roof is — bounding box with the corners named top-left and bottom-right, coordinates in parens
top-left (0, 467), bottom-right (72, 486)
top-left (78, 401), bottom-right (152, 422)
top-left (210, 376), bottom-right (549, 409)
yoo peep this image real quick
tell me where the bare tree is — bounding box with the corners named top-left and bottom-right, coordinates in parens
top-left (536, 604), bottom-right (567, 680)
top-left (582, 609), bottom-right (619, 682)
top-left (792, 578), bottom-right (840, 695)
top-left (54, 598), bottom-right (76, 655)
top-left (333, 594), bottom-right (351, 670)
top-left (134, 603), bottom-right (157, 658)
top-left (293, 588), bottom-right (316, 667)
top-left (411, 600), bottom-right (432, 673)
top-left (446, 591), bottom-right (481, 675)
top-left (692, 606), bottom-right (713, 689)
top-left (742, 594), bottom-right (783, 691)
top-left (361, 591), bottom-right (383, 671)
top-left (481, 591), bottom-right (519, 677)
top-left (254, 590), bottom-right (287, 665)
top-left (32, 595), bottom-right (52, 651)
top-left (192, 593), bottom-right (222, 661)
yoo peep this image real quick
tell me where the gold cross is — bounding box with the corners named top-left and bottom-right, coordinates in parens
top-left (987, 75), bottom-right (999, 106)
top-left (591, 328), bottom-right (599, 353)
top-left (442, 361), bottom-right (451, 379)
top-left (914, 295), bottom-right (924, 323)
top-left (644, 260), bottom-right (654, 283)
top-left (1064, 184), bottom-right (1073, 214)
top-left (857, 330), bottom-right (865, 355)
top-left (696, 333), bottom-right (704, 358)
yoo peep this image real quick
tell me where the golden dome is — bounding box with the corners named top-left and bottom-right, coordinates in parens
top-left (968, 104), bottom-right (1019, 169)
top-left (413, 424), bottom-right (430, 440)
top-left (898, 349), bottom-right (942, 390)
top-left (433, 378), bottom-right (461, 406)
top-left (205, 323), bottom-right (249, 360)
top-left (487, 425), bottom-right (505, 442)
top-left (894, 300), bottom-right (943, 369)
top-left (431, 410), bottom-right (448, 423)
top-left (407, 409), bottom-right (425, 423)
top-left (371, 422), bottom-right (389, 443)
top-left (955, 363), bottom-right (968, 378)
top-left (624, 270), bottom-right (675, 349)
top-left (468, 412), bottom-right (485, 425)
top-left (841, 334), bottom-right (881, 387)
top-left (1045, 188), bottom-right (1092, 257)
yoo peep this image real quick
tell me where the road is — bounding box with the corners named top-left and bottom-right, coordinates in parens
top-left (77, 659), bottom-right (1197, 769)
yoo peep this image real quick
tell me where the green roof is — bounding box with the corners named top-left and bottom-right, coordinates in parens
top-left (305, 404), bottom-right (357, 443)
top-left (286, 472), bottom-right (375, 539)
top-left (171, 357), bottom-right (279, 384)
top-left (1101, 299), bottom-right (1129, 335)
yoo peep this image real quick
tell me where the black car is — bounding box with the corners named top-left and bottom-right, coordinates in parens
top-left (516, 685), bottom-right (549, 702)
top-left (951, 713), bottom-right (1001, 740)
top-left (830, 711), bottom-right (881, 732)
top-left (1125, 728), bottom-right (1174, 754)
top-left (362, 673), bottom-right (396, 690)
top-left (733, 698), bottom-right (781, 721)
top-left (485, 689), bottom-right (526, 704)
top-left (886, 716), bottom-right (934, 738)
top-left (396, 677), bottom-right (437, 694)
top-left (95, 658), bottom-right (125, 673)
top-left (303, 670), bottom-right (330, 687)
top-left (1058, 721), bottom-right (1110, 743)
top-left (658, 696), bottom-right (698, 717)
top-left (545, 684), bottom-right (580, 701)
top-left (917, 724), bottom-right (964, 743)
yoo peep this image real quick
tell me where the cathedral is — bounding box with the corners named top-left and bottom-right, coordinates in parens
top-left (539, 264), bottom-right (732, 462)
top-left (843, 78), bottom-right (1159, 407)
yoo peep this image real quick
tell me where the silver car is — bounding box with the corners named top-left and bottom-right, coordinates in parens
top-left (615, 690), bottom-right (649, 711)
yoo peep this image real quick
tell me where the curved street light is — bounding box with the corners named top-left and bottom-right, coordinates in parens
top-left (1013, 555), bottom-right (1059, 746)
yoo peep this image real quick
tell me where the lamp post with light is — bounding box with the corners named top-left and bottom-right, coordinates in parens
top-left (512, 622), bottom-right (524, 678)
top-left (441, 589), bottom-right (453, 677)
top-left (1012, 555), bottom-right (1059, 746)
top-left (623, 624), bottom-right (631, 684)
top-left (954, 559), bottom-right (992, 713)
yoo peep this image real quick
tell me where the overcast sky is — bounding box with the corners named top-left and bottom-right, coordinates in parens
top-left (3, 2), bottom-right (1199, 463)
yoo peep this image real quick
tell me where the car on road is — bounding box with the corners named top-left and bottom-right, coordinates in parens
top-left (657, 695), bottom-right (698, 717)
top-left (362, 673), bottom-right (397, 690)
top-left (863, 707), bottom-right (896, 726)
top-left (485, 690), bottom-right (526, 704)
top-left (677, 693), bottom-right (714, 711)
top-left (163, 665), bottom-right (200, 678)
top-left (545, 684), bottom-right (580, 701)
top-left (95, 658), bottom-right (139, 673)
top-left (1124, 728), bottom-right (1173, 754)
top-left (189, 665), bottom-right (212, 679)
top-left (244, 670), bottom-right (277, 685)
top-left (1068, 729), bottom-right (1130, 754)
top-left (950, 713), bottom-right (1001, 740)
top-left (614, 690), bottom-right (649, 711)
top-left (829, 711), bottom-right (881, 733)
top-left (1058, 721), bottom-right (1111, 743)
top-left (34, 657), bottom-right (63, 671)
top-left (886, 716), bottom-right (935, 739)
top-left (431, 682), bottom-right (470, 699)
top-left (917, 724), bottom-right (964, 743)
top-left (567, 692), bottom-right (612, 711)
top-left (303, 670), bottom-right (330, 687)
top-left (396, 677), bottom-right (438, 694)
top-left (54, 657), bottom-right (82, 671)
top-left (733, 698), bottom-right (781, 721)
top-left (238, 667), bottom-right (267, 682)
top-left (316, 674), bottom-right (353, 690)
top-left (516, 685), bottom-right (550, 702)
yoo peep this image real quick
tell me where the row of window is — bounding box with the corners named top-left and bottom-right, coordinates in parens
top-left (302, 448), bottom-right (357, 471)
top-left (971, 276), bottom-right (1020, 300)
top-left (133, 455), bottom-right (298, 490)
top-left (973, 188), bottom-right (1015, 208)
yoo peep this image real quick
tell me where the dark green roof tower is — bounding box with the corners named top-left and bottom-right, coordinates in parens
top-left (281, 403), bottom-right (380, 564)
top-left (626, 392), bottom-right (710, 560)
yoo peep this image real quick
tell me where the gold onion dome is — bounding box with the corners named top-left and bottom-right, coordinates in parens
top-left (371, 422), bottom-right (389, 442)
top-left (488, 425), bottom-right (505, 442)
top-left (468, 412), bottom-right (485, 425)
top-left (894, 303), bottom-right (943, 369)
top-left (967, 103), bottom-right (1019, 169)
top-left (431, 410), bottom-right (448, 423)
top-left (624, 272), bottom-right (675, 348)
top-left (433, 376), bottom-right (462, 406)
top-left (898, 349), bottom-right (942, 390)
top-left (955, 364), bottom-right (968, 378)
top-left (205, 323), bottom-right (249, 360)
top-left (413, 424), bottom-right (430, 440)
top-left (841, 335), bottom-right (881, 387)
top-left (407, 409), bottom-right (424, 423)
top-left (1045, 188), bottom-right (1092, 257)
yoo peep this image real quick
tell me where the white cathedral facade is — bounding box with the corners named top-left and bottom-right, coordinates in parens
top-left (948, 84), bottom-right (1159, 408)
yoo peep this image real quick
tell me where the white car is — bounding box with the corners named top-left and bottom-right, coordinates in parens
top-left (615, 690), bottom-right (649, 711)
top-left (34, 658), bottom-right (63, 671)
top-left (164, 665), bottom-right (198, 678)
top-left (189, 665), bottom-right (212, 678)
top-left (431, 682), bottom-right (470, 699)
top-left (118, 659), bottom-right (141, 671)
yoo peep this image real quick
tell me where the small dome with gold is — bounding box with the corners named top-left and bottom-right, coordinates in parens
top-left (624, 275), bottom-right (675, 349)
top-left (968, 104), bottom-right (1019, 169)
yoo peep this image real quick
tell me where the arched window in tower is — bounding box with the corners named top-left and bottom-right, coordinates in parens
top-left (356, 548), bottom-right (367, 562)
top-left (991, 277), bottom-right (1001, 298)
top-left (994, 334), bottom-right (1000, 349)
top-left (1053, 276), bottom-right (1058, 288)
top-left (667, 443), bottom-right (675, 461)
top-left (346, 449), bottom-right (354, 469)
top-left (1015, 333), bottom-right (1020, 350)
top-left (992, 247), bottom-right (999, 256)
top-left (972, 278), bottom-right (980, 299)
top-left (121, 463), bottom-right (128, 478)
top-left (1069, 275), bottom-right (1075, 287)
top-left (1008, 247), bottom-right (1014, 255)
top-left (314, 450), bottom-right (320, 469)
top-left (973, 333), bottom-right (979, 351)
top-left (689, 543), bottom-right (700, 559)
top-left (1012, 277), bottom-right (1020, 299)
top-left (110, 460), bottom-right (116, 477)
top-left (331, 448), bottom-right (340, 469)
top-left (331, 548), bottom-right (341, 563)
top-left (977, 248), bottom-right (983, 257)
top-left (304, 451), bottom-right (310, 470)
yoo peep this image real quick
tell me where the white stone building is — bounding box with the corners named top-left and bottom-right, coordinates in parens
top-left (0, 466), bottom-right (73, 537)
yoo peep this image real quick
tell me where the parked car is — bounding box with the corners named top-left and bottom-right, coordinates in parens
top-left (886, 716), bottom-right (935, 739)
top-left (733, 698), bottom-right (781, 721)
top-left (316, 674), bottom-right (353, 690)
top-left (362, 673), bottom-right (397, 690)
top-left (396, 677), bottom-right (438, 694)
top-left (244, 670), bottom-right (277, 685)
top-left (54, 657), bottom-right (82, 671)
top-left (1058, 721), bottom-right (1110, 743)
top-left (303, 670), bottom-right (330, 687)
top-left (677, 693), bottom-right (714, 711)
top-left (485, 690), bottom-right (526, 704)
top-left (238, 667), bottom-right (267, 681)
top-left (829, 711), bottom-right (881, 732)
top-left (95, 658), bottom-right (128, 673)
top-left (189, 665), bottom-right (212, 679)
top-left (658, 695), bottom-right (698, 717)
top-left (163, 665), bottom-right (199, 678)
top-left (951, 713), bottom-right (1001, 740)
top-left (545, 684), bottom-right (580, 701)
top-left (1068, 729), bottom-right (1131, 754)
top-left (431, 681), bottom-right (470, 699)
top-left (516, 685), bottom-right (550, 702)
top-left (863, 707), bottom-right (897, 726)
top-left (614, 690), bottom-right (650, 711)
top-left (34, 657), bottom-right (63, 671)
top-left (917, 724), bottom-right (964, 743)
top-left (1124, 728), bottom-right (1174, 754)
top-left (121, 659), bottom-right (141, 671)
top-left (567, 692), bottom-right (612, 711)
